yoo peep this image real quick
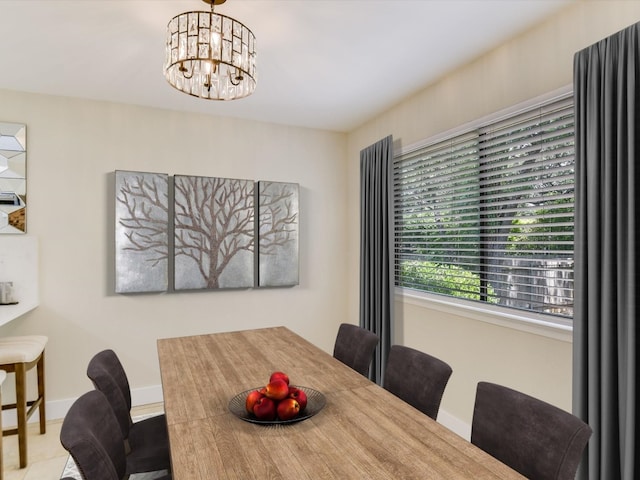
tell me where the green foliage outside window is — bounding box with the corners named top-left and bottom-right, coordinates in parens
top-left (399, 260), bottom-right (497, 302)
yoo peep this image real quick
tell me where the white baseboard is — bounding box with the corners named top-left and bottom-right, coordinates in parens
top-left (436, 409), bottom-right (472, 441)
top-left (2, 384), bottom-right (165, 427)
top-left (130, 384), bottom-right (165, 408)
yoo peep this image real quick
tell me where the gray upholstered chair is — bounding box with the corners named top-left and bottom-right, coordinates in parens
top-left (333, 323), bottom-right (379, 377)
top-left (383, 345), bottom-right (452, 420)
top-left (87, 349), bottom-right (171, 474)
top-left (471, 381), bottom-right (592, 480)
top-left (60, 390), bottom-right (172, 480)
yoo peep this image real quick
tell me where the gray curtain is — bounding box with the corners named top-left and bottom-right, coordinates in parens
top-left (360, 135), bottom-right (394, 385)
top-left (573, 22), bottom-right (640, 480)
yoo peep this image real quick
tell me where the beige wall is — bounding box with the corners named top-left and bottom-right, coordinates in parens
top-left (2, 0), bottom-right (640, 430)
top-left (0, 89), bottom-right (347, 417)
top-left (347, 0), bottom-right (640, 429)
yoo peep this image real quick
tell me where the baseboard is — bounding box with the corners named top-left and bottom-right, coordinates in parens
top-left (2, 384), bottom-right (165, 427)
top-left (436, 409), bottom-right (471, 441)
top-left (130, 384), bottom-right (165, 407)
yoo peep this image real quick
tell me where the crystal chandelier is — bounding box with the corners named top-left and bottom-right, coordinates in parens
top-left (164, 0), bottom-right (256, 101)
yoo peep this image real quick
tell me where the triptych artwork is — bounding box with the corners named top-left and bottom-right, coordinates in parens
top-left (115, 170), bottom-right (299, 294)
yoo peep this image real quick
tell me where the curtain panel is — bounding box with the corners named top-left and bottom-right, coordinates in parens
top-left (360, 135), bottom-right (394, 385)
top-left (573, 21), bottom-right (640, 480)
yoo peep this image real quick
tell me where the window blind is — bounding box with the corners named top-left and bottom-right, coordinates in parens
top-left (394, 96), bottom-right (574, 318)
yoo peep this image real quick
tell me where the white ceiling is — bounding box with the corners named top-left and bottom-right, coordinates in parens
top-left (0, 0), bottom-right (574, 132)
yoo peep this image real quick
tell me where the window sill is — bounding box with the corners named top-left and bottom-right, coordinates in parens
top-left (395, 288), bottom-right (572, 343)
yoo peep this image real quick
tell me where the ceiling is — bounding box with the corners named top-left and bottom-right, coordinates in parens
top-left (0, 0), bottom-right (574, 133)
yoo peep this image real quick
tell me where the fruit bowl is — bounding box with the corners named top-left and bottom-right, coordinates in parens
top-left (229, 386), bottom-right (326, 425)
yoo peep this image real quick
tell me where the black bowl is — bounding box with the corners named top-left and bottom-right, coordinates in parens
top-left (228, 386), bottom-right (326, 425)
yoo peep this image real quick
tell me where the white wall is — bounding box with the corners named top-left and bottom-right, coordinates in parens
top-left (347, 0), bottom-right (640, 432)
top-left (0, 90), bottom-right (347, 418)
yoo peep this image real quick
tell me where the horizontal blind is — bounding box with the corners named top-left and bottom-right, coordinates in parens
top-left (394, 96), bottom-right (574, 318)
top-left (394, 132), bottom-right (482, 299)
top-left (478, 97), bottom-right (574, 316)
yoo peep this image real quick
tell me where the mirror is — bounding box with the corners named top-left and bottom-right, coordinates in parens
top-left (0, 122), bottom-right (26, 234)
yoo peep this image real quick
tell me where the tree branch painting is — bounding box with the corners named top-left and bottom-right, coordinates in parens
top-left (257, 181), bottom-right (299, 287)
top-left (114, 172), bottom-right (300, 293)
top-left (115, 171), bottom-right (169, 293)
top-left (174, 175), bottom-right (255, 290)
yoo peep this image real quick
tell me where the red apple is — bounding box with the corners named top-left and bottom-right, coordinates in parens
top-left (253, 396), bottom-right (276, 420)
top-left (245, 389), bottom-right (264, 414)
top-left (288, 386), bottom-right (308, 411)
top-left (269, 371), bottom-right (290, 385)
top-left (264, 379), bottom-right (289, 400)
top-left (277, 397), bottom-right (300, 420)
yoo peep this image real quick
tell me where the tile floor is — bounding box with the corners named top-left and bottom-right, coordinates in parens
top-left (1, 403), bottom-right (164, 480)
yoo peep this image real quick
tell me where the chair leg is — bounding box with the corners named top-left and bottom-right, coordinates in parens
top-left (15, 363), bottom-right (27, 469)
top-left (37, 353), bottom-right (45, 435)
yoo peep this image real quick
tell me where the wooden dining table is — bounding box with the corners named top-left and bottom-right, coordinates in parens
top-left (157, 326), bottom-right (524, 479)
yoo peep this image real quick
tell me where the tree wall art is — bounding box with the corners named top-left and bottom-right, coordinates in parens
top-left (174, 175), bottom-right (255, 290)
top-left (115, 171), bottom-right (169, 293)
top-left (114, 171), bottom-right (299, 294)
top-left (257, 181), bottom-right (299, 287)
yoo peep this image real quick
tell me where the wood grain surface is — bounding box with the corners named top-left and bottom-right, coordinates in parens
top-left (158, 326), bottom-right (524, 479)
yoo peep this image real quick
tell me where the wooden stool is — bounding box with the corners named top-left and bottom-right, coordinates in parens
top-left (0, 335), bottom-right (47, 469)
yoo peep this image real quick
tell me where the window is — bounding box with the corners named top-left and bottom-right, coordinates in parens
top-left (394, 95), bottom-right (574, 319)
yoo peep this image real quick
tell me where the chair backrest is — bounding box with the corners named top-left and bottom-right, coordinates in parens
top-left (60, 390), bottom-right (127, 480)
top-left (87, 349), bottom-right (133, 439)
top-left (471, 382), bottom-right (592, 480)
top-left (332, 323), bottom-right (379, 376)
top-left (383, 345), bottom-right (452, 420)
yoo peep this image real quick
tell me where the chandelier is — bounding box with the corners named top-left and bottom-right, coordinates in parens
top-left (164, 0), bottom-right (256, 100)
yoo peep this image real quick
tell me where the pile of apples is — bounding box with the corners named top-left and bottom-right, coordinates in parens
top-left (245, 371), bottom-right (308, 421)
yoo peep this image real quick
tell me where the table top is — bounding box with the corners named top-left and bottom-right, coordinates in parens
top-left (157, 326), bottom-right (524, 479)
